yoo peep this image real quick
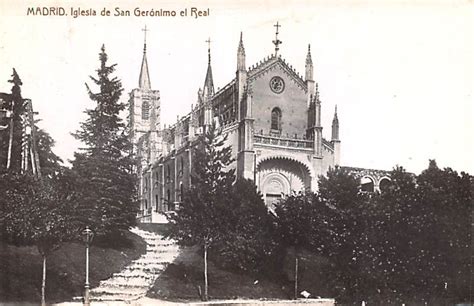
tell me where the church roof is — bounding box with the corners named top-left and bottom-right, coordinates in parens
top-left (247, 54), bottom-right (307, 91)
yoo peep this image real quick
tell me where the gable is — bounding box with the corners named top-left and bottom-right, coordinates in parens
top-left (248, 60), bottom-right (309, 139)
top-left (248, 56), bottom-right (307, 92)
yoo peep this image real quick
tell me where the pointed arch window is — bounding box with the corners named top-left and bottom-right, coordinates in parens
top-left (271, 107), bottom-right (282, 132)
top-left (166, 164), bottom-right (171, 182)
top-left (166, 189), bottom-right (171, 210)
top-left (179, 183), bottom-right (184, 202)
top-left (142, 100), bottom-right (150, 120)
top-left (179, 156), bottom-right (184, 176)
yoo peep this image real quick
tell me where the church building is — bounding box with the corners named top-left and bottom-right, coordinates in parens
top-left (130, 24), bottom-right (388, 222)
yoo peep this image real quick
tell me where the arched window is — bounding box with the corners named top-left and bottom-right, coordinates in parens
top-left (179, 183), bottom-right (184, 202)
top-left (361, 176), bottom-right (375, 192)
top-left (271, 107), bottom-right (282, 131)
top-left (379, 178), bottom-right (391, 193)
top-left (142, 100), bottom-right (150, 120)
top-left (179, 157), bottom-right (184, 175)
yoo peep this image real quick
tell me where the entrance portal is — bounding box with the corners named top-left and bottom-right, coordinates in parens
top-left (257, 156), bottom-right (313, 209)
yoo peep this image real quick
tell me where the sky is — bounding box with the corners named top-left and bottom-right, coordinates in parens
top-left (0, 0), bottom-right (472, 174)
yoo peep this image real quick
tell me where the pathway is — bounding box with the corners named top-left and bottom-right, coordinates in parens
top-left (89, 227), bottom-right (180, 302)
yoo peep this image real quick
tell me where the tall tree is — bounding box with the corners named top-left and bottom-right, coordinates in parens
top-left (275, 192), bottom-right (318, 299)
top-left (214, 179), bottom-right (279, 275)
top-left (416, 160), bottom-right (472, 300)
top-left (0, 69), bottom-right (25, 172)
top-left (36, 127), bottom-right (63, 178)
top-left (318, 167), bottom-right (369, 302)
top-left (166, 122), bottom-right (234, 301)
top-left (364, 166), bottom-right (422, 302)
top-left (71, 45), bottom-right (137, 236)
top-left (0, 68), bottom-right (73, 306)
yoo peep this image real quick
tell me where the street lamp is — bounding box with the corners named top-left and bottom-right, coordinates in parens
top-left (82, 226), bottom-right (94, 306)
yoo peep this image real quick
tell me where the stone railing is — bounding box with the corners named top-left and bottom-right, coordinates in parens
top-left (254, 133), bottom-right (313, 149)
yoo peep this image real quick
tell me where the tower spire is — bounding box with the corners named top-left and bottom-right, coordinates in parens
top-left (203, 37), bottom-right (215, 99)
top-left (315, 83), bottom-right (320, 102)
top-left (272, 21), bottom-right (282, 56)
top-left (305, 44), bottom-right (314, 81)
top-left (237, 32), bottom-right (246, 71)
top-left (332, 105), bottom-right (339, 141)
top-left (138, 25), bottom-right (151, 89)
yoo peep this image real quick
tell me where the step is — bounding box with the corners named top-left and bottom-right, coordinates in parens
top-left (90, 227), bottom-right (180, 302)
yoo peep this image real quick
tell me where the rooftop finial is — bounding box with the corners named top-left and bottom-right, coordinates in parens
top-left (142, 25), bottom-right (149, 52)
top-left (237, 32), bottom-right (246, 71)
top-left (205, 37), bottom-right (212, 64)
top-left (305, 44), bottom-right (314, 81)
top-left (272, 21), bottom-right (282, 56)
top-left (332, 105), bottom-right (338, 122)
top-left (332, 105), bottom-right (339, 141)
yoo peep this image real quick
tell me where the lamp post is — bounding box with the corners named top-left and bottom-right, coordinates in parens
top-left (82, 226), bottom-right (94, 306)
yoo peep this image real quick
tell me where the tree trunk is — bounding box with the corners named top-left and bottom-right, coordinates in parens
top-left (6, 111), bottom-right (14, 169)
top-left (203, 244), bottom-right (209, 301)
top-left (294, 255), bottom-right (299, 300)
top-left (41, 254), bottom-right (46, 306)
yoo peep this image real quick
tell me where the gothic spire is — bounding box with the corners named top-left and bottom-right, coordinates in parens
top-left (305, 44), bottom-right (314, 81)
top-left (332, 105), bottom-right (340, 141)
top-left (237, 32), bottom-right (246, 71)
top-left (315, 83), bottom-right (320, 103)
top-left (138, 25), bottom-right (151, 90)
top-left (203, 37), bottom-right (215, 98)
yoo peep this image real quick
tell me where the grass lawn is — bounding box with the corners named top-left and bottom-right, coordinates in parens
top-left (0, 229), bottom-right (146, 303)
top-left (146, 239), bottom-right (334, 303)
top-left (147, 245), bottom-right (290, 302)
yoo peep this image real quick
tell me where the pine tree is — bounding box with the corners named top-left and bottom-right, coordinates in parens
top-left (36, 128), bottom-right (63, 178)
top-left (71, 45), bottom-right (137, 236)
top-left (0, 69), bottom-right (25, 172)
top-left (166, 122), bottom-right (235, 301)
top-left (0, 68), bottom-right (75, 306)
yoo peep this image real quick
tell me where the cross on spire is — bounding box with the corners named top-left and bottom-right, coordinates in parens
top-left (272, 21), bottom-right (282, 56)
top-left (205, 37), bottom-right (212, 63)
top-left (142, 25), bottom-right (149, 52)
top-left (203, 36), bottom-right (214, 97)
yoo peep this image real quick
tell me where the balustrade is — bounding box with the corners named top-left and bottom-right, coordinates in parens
top-left (254, 133), bottom-right (313, 149)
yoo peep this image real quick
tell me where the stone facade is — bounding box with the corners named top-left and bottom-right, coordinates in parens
top-left (131, 31), bottom-right (346, 222)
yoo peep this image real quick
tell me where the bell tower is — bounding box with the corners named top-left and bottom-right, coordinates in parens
top-left (129, 25), bottom-right (161, 160)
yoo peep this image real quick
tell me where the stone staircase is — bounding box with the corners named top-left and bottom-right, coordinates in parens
top-left (90, 227), bottom-right (180, 302)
